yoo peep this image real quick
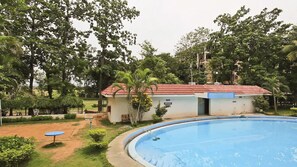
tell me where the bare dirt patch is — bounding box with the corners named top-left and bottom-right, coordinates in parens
top-left (0, 120), bottom-right (90, 161)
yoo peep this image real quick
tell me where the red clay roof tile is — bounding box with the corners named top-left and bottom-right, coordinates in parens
top-left (101, 84), bottom-right (270, 96)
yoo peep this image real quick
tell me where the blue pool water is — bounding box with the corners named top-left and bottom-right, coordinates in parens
top-left (132, 119), bottom-right (297, 167)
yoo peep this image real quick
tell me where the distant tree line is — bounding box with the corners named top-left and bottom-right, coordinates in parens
top-left (1, 1), bottom-right (297, 113)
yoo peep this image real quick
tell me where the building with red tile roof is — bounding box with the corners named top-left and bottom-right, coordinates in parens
top-left (102, 84), bottom-right (270, 96)
top-left (102, 84), bottom-right (270, 123)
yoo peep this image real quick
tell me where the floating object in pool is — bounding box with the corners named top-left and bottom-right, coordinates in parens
top-left (153, 137), bottom-right (160, 141)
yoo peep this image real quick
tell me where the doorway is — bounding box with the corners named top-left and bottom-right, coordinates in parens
top-left (198, 98), bottom-right (210, 115)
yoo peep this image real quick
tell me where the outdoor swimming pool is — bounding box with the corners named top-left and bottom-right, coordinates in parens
top-left (128, 117), bottom-right (297, 167)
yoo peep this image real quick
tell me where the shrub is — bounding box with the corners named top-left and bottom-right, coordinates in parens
top-left (88, 129), bottom-right (106, 142)
top-left (64, 113), bottom-right (76, 119)
top-left (253, 96), bottom-right (270, 112)
top-left (155, 101), bottom-right (168, 117)
top-left (88, 129), bottom-right (108, 149)
top-left (59, 96), bottom-right (83, 108)
top-left (152, 114), bottom-right (162, 123)
top-left (91, 104), bottom-right (98, 108)
top-left (0, 136), bottom-right (35, 167)
top-left (131, 94), bottom-right (153, 112)
top-left (2, 116), bottom-right (53, 123)
top-left (31, 116), bottom-right (53, 121)
top-left (35, 98), bottom-right (55, 110)
top-left (90, 141), bottom-right (108, 149)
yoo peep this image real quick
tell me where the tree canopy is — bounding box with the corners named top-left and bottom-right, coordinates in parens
top-left (1, 3), bottom-right (297, 114)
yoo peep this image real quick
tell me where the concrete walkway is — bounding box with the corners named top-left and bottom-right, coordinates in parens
top-left (107, 128), bottom-right (143, 167)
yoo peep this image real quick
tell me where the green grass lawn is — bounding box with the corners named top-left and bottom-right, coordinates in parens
top-left (24, 119), bottom-right (153, 167)
top-left (83, 99), bottom-right (98, 111)
top-left (263, 108), bottom-right (297, 116)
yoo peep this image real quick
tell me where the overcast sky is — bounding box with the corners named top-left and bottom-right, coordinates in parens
top-left (78, 0), bottom-right (297, 57)
top-left (122, 0), bottom-right (297, 55)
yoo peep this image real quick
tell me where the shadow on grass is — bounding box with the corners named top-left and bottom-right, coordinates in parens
top-left (77, 145), bottom-right (112, 167)
top-left (20, 151), bottom-right (52, 167)
top-left (100, 118), bottom-right (154, 128)
top-left (42, 142), bottom-right (65, 149)
top-left (80, 145), bottom-right (106, 155)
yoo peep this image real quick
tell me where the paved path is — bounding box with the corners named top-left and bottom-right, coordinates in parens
top-left (107, 128), bottom-right (143, 167)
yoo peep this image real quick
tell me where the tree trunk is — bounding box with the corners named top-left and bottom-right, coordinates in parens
top-left (63, 107), bottom-right (67, 114)
top-left (274, 96), bottom-right (277, 113)
top-left (98, 71), bottom-right (103, 112)
top-left (98, 49), bottom-right (106, 112)
top-left (61, 69), bottom-right (67, 96)
top-left (9, 108), bottom-right (13, 116)
top-left (273, 89), bottom-right (278, 113)
top-left (28, 45), bottom-right (35, 116)
top-left (137, 103), bottom-right (141, 123)
top-left (46, 73), bottom-right (53, 99)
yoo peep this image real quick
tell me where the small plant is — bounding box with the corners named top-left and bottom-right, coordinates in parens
top-left (88, 129), bottom-right (107, 149)
top-left (152, 114), bottom-right (162, 123)
top-left (155, 101), bottom-right (169, 117)
top-left (253, 96), bottom-right (269, 112)
top-left (152, 101), bottom-right (170, 123)
top-left (0, 136), bottom-right (35, 167)
top-left (88, 129), bottom-right (106, 142)
top-left (91, 104), bottom-right (98, 108)
top-left (64, 113), bottom-right (76, 119)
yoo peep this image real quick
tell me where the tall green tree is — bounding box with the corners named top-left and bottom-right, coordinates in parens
top-left (139, 40), bottom-right (157, 58)
top-left (282, 26), bottom-right (297, 102)
top-left (139, 41), bottom-right (181, 83)
top-left (83, 0), bottom-right (139, 112)
top-left (112, 68), bottom-right (158, 125)
top-left (209, 6), bottom-right (291, 85)
top-left (283, 40), bottom-right (297, 62)
top-left (0, 36), bottom-right (23, 92)
top-left (20, 0), bottom-right (53, 95)
top-left (175, 27), bottom-right (210, 84)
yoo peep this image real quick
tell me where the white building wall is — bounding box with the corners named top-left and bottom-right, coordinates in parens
top-left (107, 96), bottom-right (198, 123)
top-left (209, 96), bottom-right (255, 115)
top-left (107, 97), bottom-right (130, 123)
top-left (108, 95), bottom-right (256, 123)
top-left (143, 96), bottom-right (198, 120)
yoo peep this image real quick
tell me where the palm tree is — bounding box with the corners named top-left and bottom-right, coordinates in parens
top-left (283, 40), bottom-right (297, 61)
top-left (263, 74), bottom-right (289, 113)
top-left (112, 68), bottom-right (158, 125)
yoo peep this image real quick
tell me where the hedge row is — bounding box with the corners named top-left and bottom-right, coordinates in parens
top-left (0, 136), bottom-right (35, 167)
top-left (2, 116), bottom-right (53, 123)
top-left (1, 95), bottom-right (83, 110)
top-left (2, 114), bottom-right (76, 123)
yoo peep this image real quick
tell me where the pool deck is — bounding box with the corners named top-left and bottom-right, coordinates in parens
top-left (107, 128), bottom-right (143, 167)
top-left (106, 114), bottom-right (267, 167)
